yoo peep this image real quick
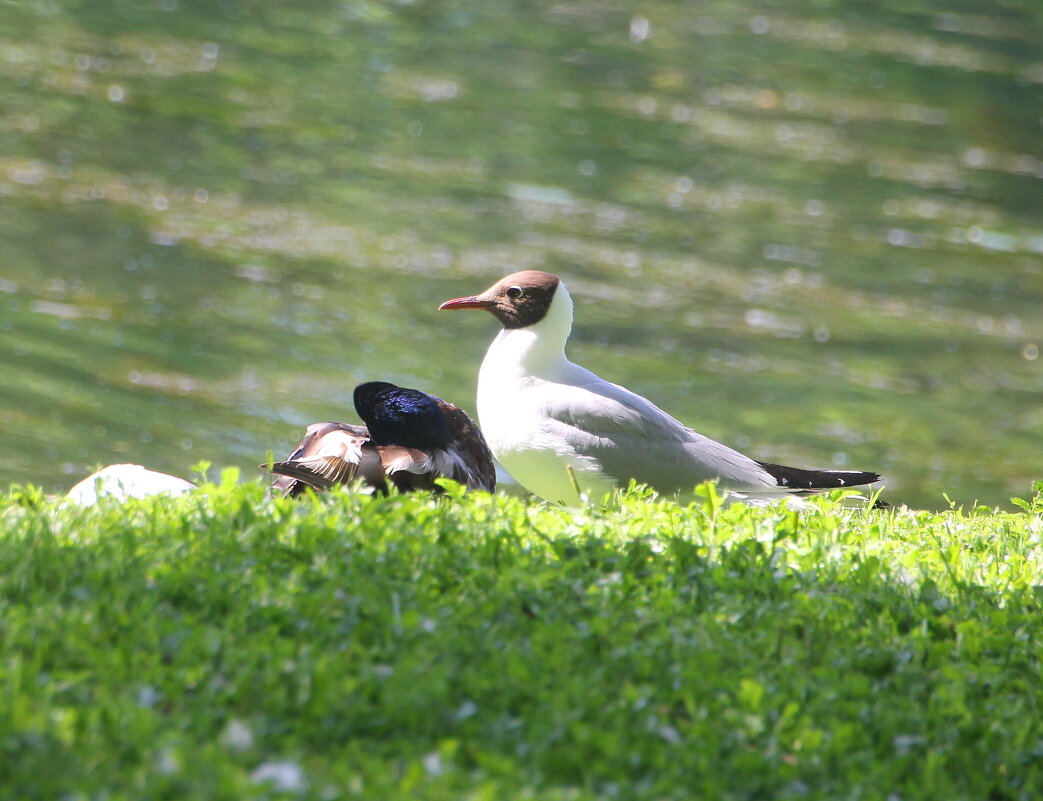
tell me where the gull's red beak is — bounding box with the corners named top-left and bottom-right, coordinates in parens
top-left (439, 295), bottom-right (491, 311)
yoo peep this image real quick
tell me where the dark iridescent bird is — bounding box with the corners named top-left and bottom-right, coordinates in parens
top-left (268, 381), bottom-right (496, 497)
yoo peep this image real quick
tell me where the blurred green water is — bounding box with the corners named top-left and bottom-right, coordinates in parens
top-left (0, 0), bottom-right (1040, 508)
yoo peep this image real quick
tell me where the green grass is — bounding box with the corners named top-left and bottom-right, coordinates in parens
top-left (2, 477), bottom-right (1043, 800)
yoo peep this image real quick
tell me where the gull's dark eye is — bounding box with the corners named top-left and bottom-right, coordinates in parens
top-left (506, 285), bottom-right (525, 299)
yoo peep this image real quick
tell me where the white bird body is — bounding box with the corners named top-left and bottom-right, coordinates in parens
top-left (65, 463), bottom-right (196, 506)
top-left (442, 271), bottom-right (881, 506)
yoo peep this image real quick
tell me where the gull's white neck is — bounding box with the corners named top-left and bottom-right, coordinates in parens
top-left (480, 283), bottom-right (575, 382)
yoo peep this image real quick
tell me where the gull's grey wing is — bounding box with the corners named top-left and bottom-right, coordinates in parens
top-left (535, 366), bottom-right (779, 495)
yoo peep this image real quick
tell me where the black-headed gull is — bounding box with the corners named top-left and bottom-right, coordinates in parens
top-left (440, 270), bottom-right (881, 505)
top-left (268, 381), bottom-right (496, 496)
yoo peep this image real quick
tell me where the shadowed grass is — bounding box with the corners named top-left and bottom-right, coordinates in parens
top-left (1, 479), bottom-right (1042, 799)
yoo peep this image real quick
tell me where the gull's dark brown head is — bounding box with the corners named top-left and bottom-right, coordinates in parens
top-left (439, 270), bottom-right (561, 329)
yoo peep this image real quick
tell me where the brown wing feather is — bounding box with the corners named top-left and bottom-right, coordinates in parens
top-left (434, 399), bottom-right (496, 491)
top-left (269, 456), bottom-right (353, 492)
top-left (267, 423), bottom-right (386, 495)
top-left (377, 445), bottom-right (441, 491)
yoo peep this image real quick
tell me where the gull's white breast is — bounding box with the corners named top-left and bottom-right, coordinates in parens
top-left (478, 376), bottom-right (617, 506)
top-left (475, 296), bottom-right (618, 505)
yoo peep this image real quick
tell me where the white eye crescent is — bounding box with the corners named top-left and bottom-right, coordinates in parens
top-left (506, 285), bottom-right (525, 299)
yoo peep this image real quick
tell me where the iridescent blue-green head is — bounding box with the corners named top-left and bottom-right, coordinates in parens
top-left (353, 382), bottom-right (453, 449)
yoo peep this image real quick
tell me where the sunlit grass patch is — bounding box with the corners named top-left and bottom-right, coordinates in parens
top-left (1, 480), bottom-right (1041, 799)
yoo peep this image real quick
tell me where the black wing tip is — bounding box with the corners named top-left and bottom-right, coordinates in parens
top-left (757, 461), bottom-right (881, 490)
